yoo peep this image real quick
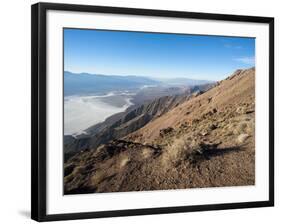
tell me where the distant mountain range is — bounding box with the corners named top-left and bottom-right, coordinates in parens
top-left (64, 71), bottom-right (213, 96)
top-left (64, 71), bottom-right (160, 96)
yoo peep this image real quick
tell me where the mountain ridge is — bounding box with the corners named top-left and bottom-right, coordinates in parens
top-left (64, 91), bottom-right (193, 155)
top-left (64, 82), bottom-right (214, 156)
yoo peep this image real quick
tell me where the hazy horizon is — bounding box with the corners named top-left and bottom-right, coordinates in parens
top-left (63, 66), bottom-right (254, 82)
top-left (64, 70), bottom-right (218, 82)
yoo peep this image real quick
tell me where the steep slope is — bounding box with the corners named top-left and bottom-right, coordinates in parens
top-left (64, 68), bottom-right (255, 194)
top-left (64, 92), bottom-right (192, 155)
top-left (126, 68), bottom-right (255, 143)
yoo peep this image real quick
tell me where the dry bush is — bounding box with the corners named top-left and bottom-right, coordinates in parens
top-left (160, 135), bottom-right (194, 169)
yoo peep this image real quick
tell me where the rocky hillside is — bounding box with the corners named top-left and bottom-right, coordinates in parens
top-left (64, 88), bottom-right (204, 156)
top-left (64, 68), bottom-right (255, 194)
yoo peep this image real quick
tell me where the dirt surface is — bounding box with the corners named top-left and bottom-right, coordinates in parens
top-left (64, 68), bottom-right (255, 194)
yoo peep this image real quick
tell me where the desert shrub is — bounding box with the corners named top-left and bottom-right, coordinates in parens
top-left (233, 122), bottom-right (247, 135)
top-left (161, 135), bottom-right (194, 168)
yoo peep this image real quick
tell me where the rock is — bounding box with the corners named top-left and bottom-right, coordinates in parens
top-left (192, 119), bottom-right (200, 124)
top-left (237, 134), bottom-right (249, 143)
top-left (236, 107), bottom-right (246, 114)
top-left (209, 124), bottom-right (217, 130)
top-left (201, 131), bottom-right (208, 136)
top-left (160, 127), bottom-right (174, 137)
top-left (205, 108), bottom-right (217, 117)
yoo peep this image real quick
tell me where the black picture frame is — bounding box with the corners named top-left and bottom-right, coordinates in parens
top-left (31, 2), bottom-right (274, 222)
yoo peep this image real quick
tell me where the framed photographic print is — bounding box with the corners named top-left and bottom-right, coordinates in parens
top-left (31, 2), bottom-right (274, 222)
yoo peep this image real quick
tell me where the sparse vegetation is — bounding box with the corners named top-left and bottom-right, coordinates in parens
top-left (64, 68), bottom-right (255, 194)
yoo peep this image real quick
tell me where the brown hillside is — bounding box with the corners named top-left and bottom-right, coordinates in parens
top-left (64, 68), bottom-right (255, 194)
top-left (126, 68), bottom-right (255, 144)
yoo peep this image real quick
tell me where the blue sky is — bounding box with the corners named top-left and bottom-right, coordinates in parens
top-left (64, 28), bottom-right (255, 81)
